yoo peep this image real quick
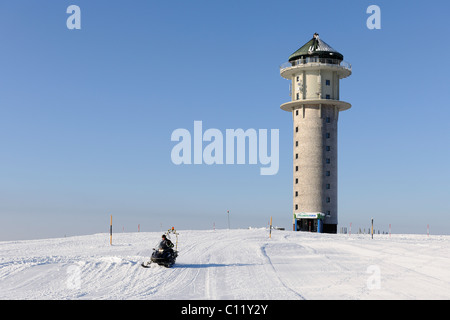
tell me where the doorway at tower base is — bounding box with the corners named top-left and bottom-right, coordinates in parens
top-left (294, 212), bottom-right (337, 234)
top-left (295, 218), bottom-right (319, 232)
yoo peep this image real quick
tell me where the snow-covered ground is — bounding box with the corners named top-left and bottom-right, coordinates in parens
top-left (0, 228), bottom-right (449, 300)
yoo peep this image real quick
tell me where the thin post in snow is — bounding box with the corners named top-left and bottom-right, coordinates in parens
top-left (371, 218), bottom-right (374, 239)
top-left (269, 216), bottom-right (272, 239)
top-left (110, 215), bottom-right (112, 246)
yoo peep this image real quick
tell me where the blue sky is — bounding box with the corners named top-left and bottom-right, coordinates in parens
top-left (0, 0), bottom-right (449, 240)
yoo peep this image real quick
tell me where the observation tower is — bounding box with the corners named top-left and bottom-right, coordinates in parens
top-left (280, 33), bottom-right (352, 233)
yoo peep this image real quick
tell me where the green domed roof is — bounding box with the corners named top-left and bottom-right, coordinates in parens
top-left (288, 33), bottom-right (344, 62)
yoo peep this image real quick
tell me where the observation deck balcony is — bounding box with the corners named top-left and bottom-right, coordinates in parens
top-left (280, 99), bottom-right (351, 112)
top-left (280, 57), bottom-right (352, 79)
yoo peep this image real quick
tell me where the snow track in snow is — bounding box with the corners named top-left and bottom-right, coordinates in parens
top-left (0, 229), bottom-right (449, 299)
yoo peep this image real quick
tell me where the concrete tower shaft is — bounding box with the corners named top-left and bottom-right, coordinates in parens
top-left (293, 105), bottom-right (338, 223)
top-left (280, 34), bottom-right (351, 233)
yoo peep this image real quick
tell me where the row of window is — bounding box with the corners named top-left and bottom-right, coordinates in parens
top-left (294, 172), bottom-right (332, 182)
top-left (294, 145), bottom-right (332, 151)
top-left (296, 94), bottom-right (332, 100)
top-left (295, 77), bottom-right (332, 86)
top-left (294, 197), bottom-right (332, 208)
top-left (294, 204), bottom-right (332, 213)
top-left (294, 110), bottom-right (333, 124)
top-left (295, 166), bottom-right (332, 172)
top-left (295, 129), bottom-right (332, 140)
top-left (295, 155), bottom-right (331, 161)
top-left (295, 184), bottom-right (332, 196)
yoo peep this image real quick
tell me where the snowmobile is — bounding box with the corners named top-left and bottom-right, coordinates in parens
top-left (141, 230), bottom-right (179, 268)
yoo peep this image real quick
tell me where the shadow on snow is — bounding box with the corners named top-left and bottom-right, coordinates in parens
top-left (174, 263), bottom-right (254, 269)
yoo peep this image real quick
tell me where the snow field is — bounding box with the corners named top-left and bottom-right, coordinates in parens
top-left (0, 229), bottom-right (449, 299)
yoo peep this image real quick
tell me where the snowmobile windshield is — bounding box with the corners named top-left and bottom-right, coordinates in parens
top-left (156, 240), bottom-right (170, 250)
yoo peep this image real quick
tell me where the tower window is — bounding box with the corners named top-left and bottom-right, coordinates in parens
top-left (326, 183), bottom-right (331, 189)
top-left (326, 146), bottom-right (331, 151)
top-left (295, 178), bottom-right (298, 184)
top-left (326, 158), bottom-right (331, 164)
top-left (295, 166), bottom-right (298, 172)
top-left (326, 197), bottom-right (331, 203)
top-left (326, 171), bottom-right (331, 177)
top-left (295, 204), bottom-right (298, 210)
top-left (296, 141), bottom-right (298, 147)
top-left (296, 93), bottom-right (300, 100)
top-left (326, 117), bottom-right (331, 123)
top-left (295, 191), bottom-right (298, 197)
top-left (296, 110), bottom-right (298, 116)
top-left (295, 127), bottom-right (298, 133)
top-left (295, 153), bottom-right (298, 159)
top-left (326, 79), bottom-right (331, 86)
top-left (326, 133), bottom-right (331, 139)
top-left (326, 94), bottom-right (331, 100)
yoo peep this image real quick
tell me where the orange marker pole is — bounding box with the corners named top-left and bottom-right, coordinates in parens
top-left (269, 216), bottom-right (272, 238)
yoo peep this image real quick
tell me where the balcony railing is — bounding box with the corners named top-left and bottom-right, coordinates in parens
top-left (280, 57), bottom-right (352, 72)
